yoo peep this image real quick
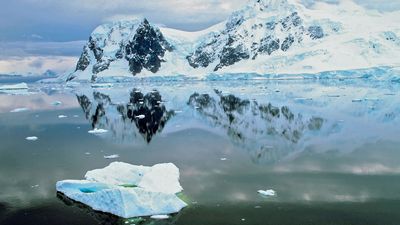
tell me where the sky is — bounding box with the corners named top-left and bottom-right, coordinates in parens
top-left (0, 0), bottom-right (399, 76)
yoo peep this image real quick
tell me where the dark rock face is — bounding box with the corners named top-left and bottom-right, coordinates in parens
top-left (77, 89), bottom-right (174, 143)
top-left (308, 26), bottom-right (324, 39)
top-left (124, 19), bottom-right (173, 75)
top-left (74, 19), bottom-right (173, 80)
top-left (281, 35), bottom-right (295, 51)
top-left (258, 36), bottom-right (280, 55)
top-left (186, 8), bottom-right (322, 71)
top-left (214, 44), bottom-right (250, 71)
top-left (76, 46), bottom-right (90, 71)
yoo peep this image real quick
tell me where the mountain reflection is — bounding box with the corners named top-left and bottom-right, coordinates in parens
top-left (188, 90), bottom-right (325, 164)
top-left (77, 88), bottom-right (174, 144)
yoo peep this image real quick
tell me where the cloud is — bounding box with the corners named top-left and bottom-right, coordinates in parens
top-left (0, 0), bottom-right (399, 42)
top-left (0, 56), bottom-right (77, 76)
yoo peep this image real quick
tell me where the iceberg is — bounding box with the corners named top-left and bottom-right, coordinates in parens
top-left (257, 189), bottom-right (276, 197)
top-left (56, 162), bottom-right (187, 218)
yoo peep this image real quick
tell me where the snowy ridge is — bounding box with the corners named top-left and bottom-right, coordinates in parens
top-left (67, 0), bottom-right (400, 82)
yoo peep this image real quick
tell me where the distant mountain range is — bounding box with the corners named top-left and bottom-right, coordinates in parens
top-left (67, 0), bottom-right (400, 82)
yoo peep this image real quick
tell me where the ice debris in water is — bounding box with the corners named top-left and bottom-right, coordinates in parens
top-left (88, 128), bottom-right (108, 134)
top-left (104, 154), bottom-right (120, 159)
top-left (10, 108), bottom-right (29, 113)
top-left (26, 136), bottom-right (38, 141)
top-left (56, 162), bottom-right (187, 218)
top-left (0, 83), bottom-right (28, 90)
top-left (58, 115), bottom-right (68, 118)
top-left (257, 189), bottom-right (276, 196)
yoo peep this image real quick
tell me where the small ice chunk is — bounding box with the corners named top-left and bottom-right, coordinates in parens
top-left (104, 154), bottom-right (119, 159)
top-left (31, 184), bottom-right (39, 188)
top-left (10, 108), bottom-right (29, 113)
top-left (88, 128), bottom-right (108, 134)
top-left (73, 115), bottom-right (79, 118)
top-left (150, 215), bottom-right (169, 219)
top-left (135, 115), bottom-right (145, 119)
top-left (58, 115), bottom-right (68, 118)
top-left (257, 189), bottom-right (276, 196)
top-left (220, 158), bottom-right (227, 161)
top-left (52, 101), bottom-right (62, 106)
top-left (26, 136), bottom-right (38, 141)
top-left (174, 110), bottom-right (183, 114)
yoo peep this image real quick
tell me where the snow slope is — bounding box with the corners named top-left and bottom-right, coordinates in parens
top-left (68, 0), bottom-right (400, 82)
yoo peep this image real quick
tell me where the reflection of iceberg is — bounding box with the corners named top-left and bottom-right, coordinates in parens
top-left (57, 192), bottom-right (180, 225)
top-left (77, 88), bottom-right (174, 143)
top-left (56, 162), bottom-right (187, 218)
top-left (187, 90), bottom-right (326, 164)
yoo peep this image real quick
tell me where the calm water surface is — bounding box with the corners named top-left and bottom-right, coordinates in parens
top-left (0, 80), bottom-right (400, 225)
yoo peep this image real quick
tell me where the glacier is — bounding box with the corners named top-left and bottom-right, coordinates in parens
top-left (64, 0), bottom-right (400, 82)
top-left (56, 162), bottom-right (187, 218)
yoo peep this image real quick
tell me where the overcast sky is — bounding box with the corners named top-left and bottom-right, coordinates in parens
top-left (1, 0), bottom-right (399, 42)
top-left (0, 0), bottom-right (399, 75)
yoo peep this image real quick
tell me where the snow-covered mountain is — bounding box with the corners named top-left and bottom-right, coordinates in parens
top-left (68, 0), bottom-right (400, 82)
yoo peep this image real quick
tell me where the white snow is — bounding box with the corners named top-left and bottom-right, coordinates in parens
top-left (88, 128), bottom-right (108, 134)
top-left (10, 108), bottom-right (29, 113)
top-left (56, 162), bottom-right (187, 218)
top-left (26, 136), bottom-right (38, 141)
top-left (257, 189), bottom-right (276, 196)
top-left (0, 83), bottom-right (28, 90)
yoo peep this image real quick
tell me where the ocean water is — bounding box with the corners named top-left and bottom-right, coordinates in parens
top-left (0, 79), bottom-right (400, 225)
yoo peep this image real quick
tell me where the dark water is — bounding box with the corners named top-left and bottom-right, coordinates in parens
top-left (1, 80), bottom-right (400, 225)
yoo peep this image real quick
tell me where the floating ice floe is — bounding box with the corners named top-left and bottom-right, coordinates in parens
top-left (257, 189), bottom-right (276, 197)
top-left (104, 154), bottom-right (120, 159)
top-left (10, 108), bottom-right (29, 113)
top-left (26, 136), bottom-right (38, 141)
top-left (88, 128), bottom-right (108, 134)
top-left (0, 83), bottom-right (28, 90)
top-left (58, 115), bottom-right (68, 118)
top-left (56, 162), bottom-right (187, 218)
